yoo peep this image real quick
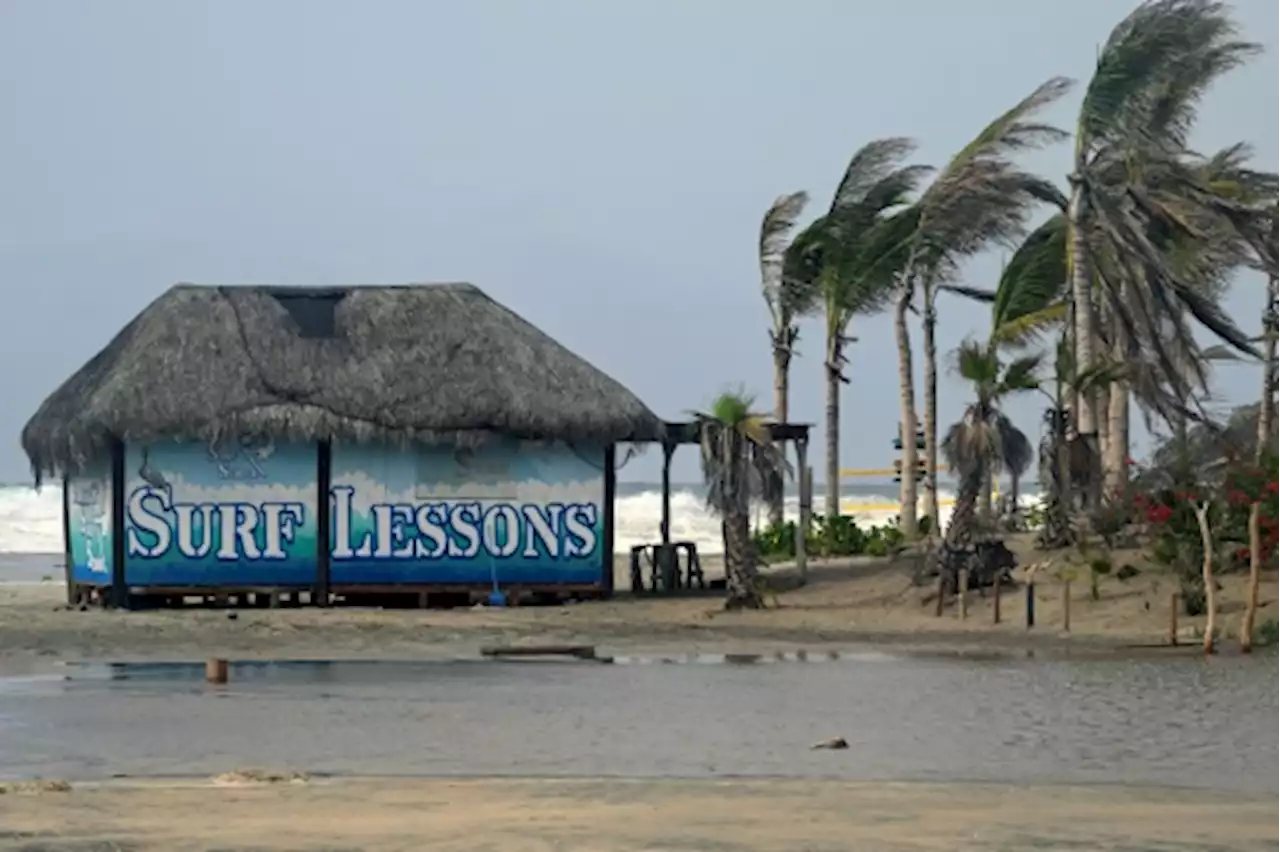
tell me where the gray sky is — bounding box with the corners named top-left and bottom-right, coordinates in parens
top-left (1, 1), bottom-right (1275, 485)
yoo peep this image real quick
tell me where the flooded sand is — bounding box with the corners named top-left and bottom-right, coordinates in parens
top-left (1, 655), bottom-right (1275, 792)
top-left (2, 777), bottom-right (1275, 852)
top-left (1, 653), bottom-right (1275, 850)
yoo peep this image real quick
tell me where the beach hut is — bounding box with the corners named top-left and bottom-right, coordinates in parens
top-left (21, 283), bottom-right (664, 607)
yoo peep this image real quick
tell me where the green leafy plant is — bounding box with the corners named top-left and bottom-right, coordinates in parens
top-left (1022, 501), bottom-right (1047, 531)
top-left (1252, 618), bottom-right (1279, 648)
top-left (1088, 556), bottom-right (1112, 600)
top-left (752, 514), bottom-right (905, 561)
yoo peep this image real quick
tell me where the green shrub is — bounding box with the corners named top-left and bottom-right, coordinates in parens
top-left (751, 514), bottom-right (906, 561)
top-left (753, 520), bottom-right (797, 561)
top-left (1253, 618), bottom-right (1278, 648)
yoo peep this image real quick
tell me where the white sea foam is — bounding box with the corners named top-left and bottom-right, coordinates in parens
top-left (0, 482), bottom-right (1038, 558)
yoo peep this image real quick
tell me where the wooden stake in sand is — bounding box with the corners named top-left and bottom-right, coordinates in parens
top-left (992, 575), bottom-right (1001, 625)
top-left (205, 658), bottom-right (229, 684)
top-left (1168, 593), bottom-right (1179, 646)
top-left (1192, 500), bottom-right (1217, 656)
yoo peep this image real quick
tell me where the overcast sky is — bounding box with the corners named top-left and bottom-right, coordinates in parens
top-left (1, 0), bottom-right (1275, 485)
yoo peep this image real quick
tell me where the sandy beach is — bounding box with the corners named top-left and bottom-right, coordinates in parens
top-left (1, 549), bottom-right (1275, 852)
top-left (1, 542), bottom-right (1274, 674)
top-left (0, 776), bottom-right (1274, 852)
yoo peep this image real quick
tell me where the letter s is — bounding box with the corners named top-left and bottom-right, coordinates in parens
top-left (127, 486), bottom-right (171, 557)
top-left (563, 503), bottom-right (598, 558)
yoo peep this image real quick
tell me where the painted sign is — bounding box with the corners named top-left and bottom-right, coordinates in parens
top-left (67, 459), bottom-right (113, 584)
top-left (123, 437), bottom-right (318, 587)
top-left (329, 437), bottom-right (606, 585)
top-left (114, 436), bottom-right (606, 588)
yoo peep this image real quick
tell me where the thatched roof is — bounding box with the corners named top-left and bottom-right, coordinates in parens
top-left (22, 283), bottom-right (663, 482)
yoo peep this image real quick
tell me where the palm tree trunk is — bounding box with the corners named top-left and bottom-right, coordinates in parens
top-left (922, 284), bottom-right (940, 533)
top-left (1192, 501), bottom-right (1216, 655)
top-left (980, 468), bottom-right (994, 522)
top-left (824, 338), bottom-right (842, 519)
top-left (945, 465), bottom-right (983, 549)
top-left (1240, 502), bottom-right (1262, 652)
top-left (894, 287), bottom-right (919, 537)
top-left (1067, 178), bottom-right (1101, 509)
top-left (1172, 413), bottom-right (1190, 474)
top-left (1101, 293), bottom-right (1129, 499)
top-left (769, 337), bottom-right (791, 528)
top-left (1097, 391), bottom-right (1111, 478)
top-left (1242, 274), bottom-right (1277, 652)
top-left (1257, 275), bottom-right (1278, 455)
top-left (722, 513), bottom-right (760, 610)
top-left (1104, 380), bottom-right (1129, 498)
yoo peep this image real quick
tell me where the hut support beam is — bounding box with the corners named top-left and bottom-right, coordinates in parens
top-left (660, 442), bottom-right (675, 546)
top-left (61, 474), bottom-right (75, 606)
top-left (109, 439), bottom-right (128, 610)
top-left (315, 440), bottom-right (332, 607)
top-left (795, 436), bottom-right (809, 585)
top-left (602, 444), bottom-right (617, 598)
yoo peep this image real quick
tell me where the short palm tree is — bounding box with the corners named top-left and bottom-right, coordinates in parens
top-left (941, 343), bottom-right (1042, 547)
top-left (693, 392), bottom-right (788, 610)
top-left (970, 215), bottom-right (1070, 526)
top-left (759, 190), bottom-right (812, 527)
top-left (997, 419), bottom-right (1035, 518)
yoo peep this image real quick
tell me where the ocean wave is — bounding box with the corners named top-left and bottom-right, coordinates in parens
top-left (0, 482), bottom-right (1037, 557)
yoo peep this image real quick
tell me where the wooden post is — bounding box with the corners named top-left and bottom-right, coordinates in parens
top-left (315, 440), bottom-right (332, 607)
top-left (958, 569), bottom-right (969, 620)
top-left (205, 658), bottom-right (228, 684)
top-left (795, 439), bottom-right (809, 585)
top-left (1168, 592), bottom-right (1179, 646)
top-left (1192, 500), bottom-right (1216, 656)
top-left (659, 442), bottom-right (675, 546)
top-left (1025, 582), bottom-right (1035, 629)
top-left (1240, 502), bottom-right (1262, 653)
top-left (109, 440), bottom-right (128, 610)
top-left (992, 576), bottom-right (1001, 625)
top-left (1061, 580), bottom-right (1071, 632)
top-left (61, 474), bottom-right (75, 606)
top-left (602, 444), bottom-right (617, 598)
top-left (935, 574), bottom-right (945, 617)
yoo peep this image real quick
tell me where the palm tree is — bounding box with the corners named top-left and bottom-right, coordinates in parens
top-left (759, 190), bottom-right (812, 527)
top-left (998, 420), bottom-right (1035, 517)
top-left (980, 219), bottom-right (1071, 526)
top-left (941, 342), bottom-right (1042, 547)
top-left (1064, 0), bottom-right (1262, 506)
top-left (893, 76), bottom-right (1073, 538)
top-left (1256, 218), bottom-right (1278, 456)
top-left (1098, 145), bottom-right (1276, 496)
top-left (693, 391), bottom-right (788, 610)
top-left (1245, 260), bottom-right (1276, 649)
top-left (784, 139), bottom-right (930, 518)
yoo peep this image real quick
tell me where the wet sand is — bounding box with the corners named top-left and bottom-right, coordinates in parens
top-left (0, 549), bottom-right (1273, 674)
top-left (1, 777), bottom-right (1274, 852)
